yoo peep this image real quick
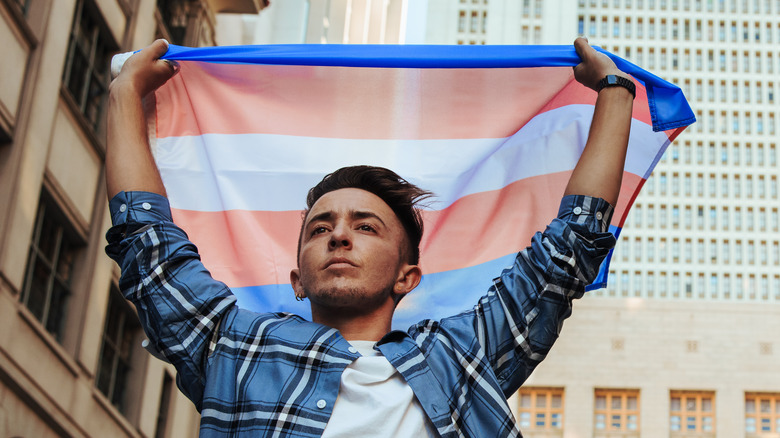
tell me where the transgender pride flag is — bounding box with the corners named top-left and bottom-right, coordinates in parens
top-left (148, 44), bottom-right (694, 329)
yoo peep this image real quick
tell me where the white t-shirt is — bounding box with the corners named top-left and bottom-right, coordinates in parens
top-left (321, 341), bottom-right (437, 437)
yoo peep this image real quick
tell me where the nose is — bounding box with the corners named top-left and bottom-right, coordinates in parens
top-left (328, 225), bottom-right (352, 250)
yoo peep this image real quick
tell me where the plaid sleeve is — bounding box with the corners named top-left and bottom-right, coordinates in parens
top-left (105, 191), bottom-right (237, 408)
top-left (472, 195), bottom-right (616, 396)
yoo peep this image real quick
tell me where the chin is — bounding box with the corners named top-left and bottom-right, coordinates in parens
top-left (306, 285), bottom-right (392, 311)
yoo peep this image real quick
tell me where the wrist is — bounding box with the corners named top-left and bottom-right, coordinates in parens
top-left (596, 74), bottom-right (636, 99)
top-left (109, 78), bottom-right (145, 100)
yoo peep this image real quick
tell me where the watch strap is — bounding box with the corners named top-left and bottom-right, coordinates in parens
top-left (596, 74), bottom-right (636, 99)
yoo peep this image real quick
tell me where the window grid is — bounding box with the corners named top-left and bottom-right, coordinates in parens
top-left (96, 284), bottom-right (140, 414)
top-left (746, 393), bottom-right (780, 435)
top-left (595, 389), bottom-right (640, 432)
top-left (457, 0), bottom-right (488, 44)
top-left (62, 0), bottom-right (117, 131)
top-left (518, 387), bottom-right (564, 430)
top-left (20, 194), bottom-right (80, 341)
top-left (670, 391), bottom-right (716, 434)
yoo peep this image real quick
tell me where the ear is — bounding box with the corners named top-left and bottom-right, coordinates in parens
top-left (393, 263), bottom-right (422, 298)
top-left (290, 268), bottom-right (305, 299)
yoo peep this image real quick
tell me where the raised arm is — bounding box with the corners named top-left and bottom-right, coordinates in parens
top-left (106, 39), bottom-right (178, 199)
top-left (564, 37), bottom-right (635, 206)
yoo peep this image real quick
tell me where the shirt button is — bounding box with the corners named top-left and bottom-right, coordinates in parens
top-left (142, 202), bottom-right (152, 210)
top-left (573, 206), bottom-right (582, 215)
top-left (348, 346), bottom-right (358, 354)
top-left (119, 204), bottom-right (127, 213)
top-left (316, 399), bottom-right (327, 409)
top-left (596, 212), bottom-right (603, 220)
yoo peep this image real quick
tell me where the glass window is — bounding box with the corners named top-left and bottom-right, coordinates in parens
top-left (595, 389), bottom-right (640, 433)
top-left (62, 0), bottom-right (118, 131)
top-left (21, 192), bottom-right (83, 341)
top-left (155, 373), bottom-right (175, 437)
top-left (518, 387), bottom-right (564, 430)
top-left (670, 391), bottom-right (716, 433)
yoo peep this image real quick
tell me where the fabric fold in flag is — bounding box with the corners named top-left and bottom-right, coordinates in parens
top-left (148, 44), bottom-right (694, 328)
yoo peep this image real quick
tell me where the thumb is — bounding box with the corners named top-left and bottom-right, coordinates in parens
top-left (573, 37), bottom-right (594, 62)
top-left (137, 39), bottom-right (178, 76)
top-left (144, 39), bottom-right (171, 62)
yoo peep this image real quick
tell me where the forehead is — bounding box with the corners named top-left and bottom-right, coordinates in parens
top-left (306, 188), bottom-right (398, 225)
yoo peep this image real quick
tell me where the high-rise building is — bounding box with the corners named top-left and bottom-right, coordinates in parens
top-left (423, 0), bottom-right (580, 44)
top-left (0, 0), bottom-right (264, 436)
top-left (423, 0), bottom-right (780, 437)
top-left (216, 0), bottom-right (408, 45)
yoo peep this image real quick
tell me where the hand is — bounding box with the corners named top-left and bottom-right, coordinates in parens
top-left (572, 37), bottom-right (626, 92)
top-left (110, 39), bottom-right (179, 98)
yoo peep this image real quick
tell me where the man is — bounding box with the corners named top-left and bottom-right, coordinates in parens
top-left (106, 38), bottom-right (634, 437)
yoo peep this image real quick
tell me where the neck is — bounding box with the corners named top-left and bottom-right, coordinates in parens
top-left (310, 299), bottom-right (395, 341)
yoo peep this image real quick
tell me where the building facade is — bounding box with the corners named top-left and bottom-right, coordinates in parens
top-left (216, 0), bottom-right (408, 45)
top-left (3, 0), bottom-right (774, 436)
top-left (0, 0), bottom-right (263, 436)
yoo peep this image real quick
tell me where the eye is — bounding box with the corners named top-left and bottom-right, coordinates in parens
top-left (357, 224), bottom-right (376, 233)
top-left (311, 226), bottom-right (329, 236)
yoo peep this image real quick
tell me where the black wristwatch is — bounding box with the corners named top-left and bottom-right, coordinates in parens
top-left (596, 74), bottom-right (636, 99)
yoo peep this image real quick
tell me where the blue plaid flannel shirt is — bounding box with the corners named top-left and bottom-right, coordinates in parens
top-left (105, 191), bottom-right (615, 437)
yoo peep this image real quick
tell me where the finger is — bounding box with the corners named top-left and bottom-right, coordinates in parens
top-left (132, 39), bottom-right (170, 66)
top-left (573, 37), bottom-right (593, 61)
top-left (143, 40), bottom-right (178, 76)
top-left (163, 59), bottom-right (180, 75)
top-left (146, 39), bottom-right (170, 61)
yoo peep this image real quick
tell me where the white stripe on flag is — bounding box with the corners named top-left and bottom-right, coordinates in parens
top-left (155, 105), bottom-right (666, 212)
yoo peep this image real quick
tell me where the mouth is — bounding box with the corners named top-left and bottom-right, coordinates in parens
top-left (325, 257), bottom-right (356, 269)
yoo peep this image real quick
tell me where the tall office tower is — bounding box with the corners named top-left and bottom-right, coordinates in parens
top-left (217, 0), bottom-right (408, 45)
top-left (587, 2), bottom-right (780, 434)
top-left (591, 0), bottom-right (780, 308)
top-left (424, 0), bottom-right (580, 44)
top-left (422, 1), bottom-right (780, 437)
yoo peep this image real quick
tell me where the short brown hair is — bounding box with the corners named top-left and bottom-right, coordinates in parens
top-left (298, 166), bottom-right (432, 265)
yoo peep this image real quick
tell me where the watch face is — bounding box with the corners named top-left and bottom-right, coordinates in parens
top-left (607, 75), bottom-right (618, 85)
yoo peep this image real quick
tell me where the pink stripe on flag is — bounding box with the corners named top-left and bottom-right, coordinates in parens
top-left (154, 62), bottom-right (655, 140)
top-left (170, 171), bottom-right (641, 289)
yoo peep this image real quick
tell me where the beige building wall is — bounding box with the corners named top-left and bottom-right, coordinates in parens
top-left (512, 298), bottom-right (780, 437)
top-left (0, 0), bottom-right (260, 436)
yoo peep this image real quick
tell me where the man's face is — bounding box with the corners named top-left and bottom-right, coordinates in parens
top-left (291, 188), bottom-right (417, 314)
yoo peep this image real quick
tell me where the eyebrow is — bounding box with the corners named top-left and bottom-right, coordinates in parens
top-left (305, 210), bottom-right (387, 229)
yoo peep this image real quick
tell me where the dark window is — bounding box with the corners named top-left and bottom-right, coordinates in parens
top-left (96, 284), bottom-right (140, 414)
top-left (13, 0), bottom-right (30, 14)
top-left (156, 0), bottom-right (190, 45)
top-left (61, 0), bottom-right (117, 132)
top-left (0, 126), bottom-right (11, 146)
top-left (21, 193), bottom-right (81, 340)
top-left (155, 373), bottom-right (174, 438)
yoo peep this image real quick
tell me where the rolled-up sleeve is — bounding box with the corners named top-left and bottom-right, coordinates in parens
top-left (472, 195), bottom-right (616, 395)
top-left (105, 191), bottom-right (237, 409)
